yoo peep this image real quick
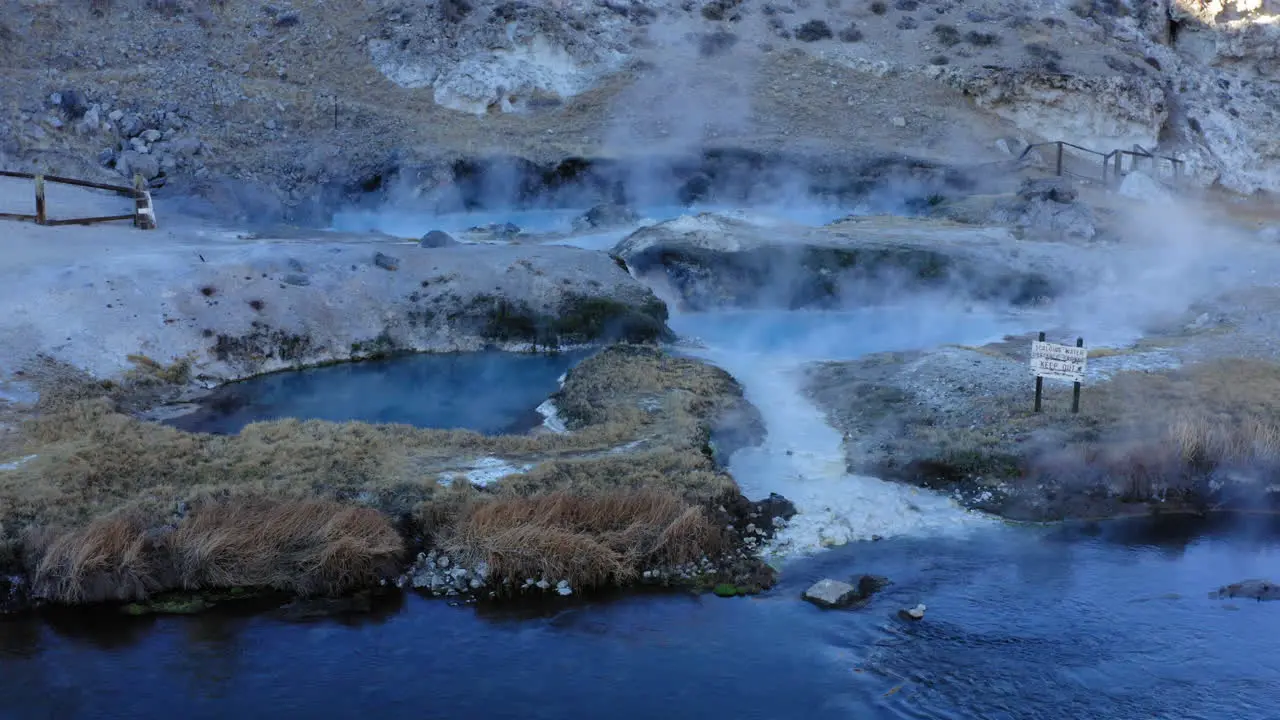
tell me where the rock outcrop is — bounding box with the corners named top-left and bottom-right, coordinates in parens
top-left (367, 1), bottom-right (652, 114)
top-left (611, 213), bottom-right (1066, 311)
top-left (0, 230), bottom-right (671, 384)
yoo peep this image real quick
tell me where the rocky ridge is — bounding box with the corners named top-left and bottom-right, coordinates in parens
top-left (3, 0), bottom-right (1279, 220)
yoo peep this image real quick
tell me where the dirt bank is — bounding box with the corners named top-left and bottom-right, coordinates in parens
top-left (0, 344), bottom-right (789, 614)
top-left (806, 306), bottom-right (1280, 521)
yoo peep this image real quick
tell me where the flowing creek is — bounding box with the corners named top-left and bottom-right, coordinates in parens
top-left (3, 516), bottom-right (1279, 719)
top-left (3, 206), bottom-right (1279, 718)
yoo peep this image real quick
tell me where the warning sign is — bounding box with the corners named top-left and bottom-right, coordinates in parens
top-left (1030, 341), bottom-right (1087, 383)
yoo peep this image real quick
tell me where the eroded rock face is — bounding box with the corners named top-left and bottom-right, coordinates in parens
top-left (368, 1), bottom-right (649, 114)
top-left (611, 213), bottom-right (1065, 311)
top-left (938, 68), bottom-right (1169, 155)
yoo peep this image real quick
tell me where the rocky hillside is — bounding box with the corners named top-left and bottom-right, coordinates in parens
top-left (1, 0), bottom-right (1276, 219)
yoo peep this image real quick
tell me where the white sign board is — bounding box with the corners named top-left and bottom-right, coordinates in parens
top-left (1030, 341), bottom-right (1087, 383)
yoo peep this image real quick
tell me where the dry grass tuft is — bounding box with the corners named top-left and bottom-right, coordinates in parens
top-left (442, 489), bottom-right (721, 588)
top-left (33, 514), bottom-right (157, 604)
top-left (124, 354), bottom-right (193, 386)
top-left (32, 497), bottom-right (403, 604)
top-left (168, 498), bottom-right (403, 595)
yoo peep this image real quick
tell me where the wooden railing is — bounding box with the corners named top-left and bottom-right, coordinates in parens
top-left (1016, 141), bottom-right (1184, 188)
top-left (0, 171), bottom-right (157, 229)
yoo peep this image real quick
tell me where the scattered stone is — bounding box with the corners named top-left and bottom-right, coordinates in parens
top-left (373, 251), bottom-right (400, 271)
top-left (802, 578), bottom-right (859, 609)
top-left (1017, 177), bottom-right (1077, 204)
top-left (556, 579), bottom-right (573, 596)
top-left (891, 116), bottom-right (907, 128)
top-left (419, 230), bottom-right (458, 248)
top-left (1211, 579), bottom-right (1280, 602)
top-left (58, 89), bottom-right (88, 118)
top-left (795, 19), bottom-right (834, 42)
top-left (282, 273), bottom-right (310, 286)
top-left (898, 603), bottom-right (927, 621)
top-left (0, 574), bottom-right (29, 614)
top-left (141, 128), bottom-right (163, 143)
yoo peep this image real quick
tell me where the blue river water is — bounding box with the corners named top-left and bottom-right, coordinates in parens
top-left (2, 515), bottom-right (1278, 720)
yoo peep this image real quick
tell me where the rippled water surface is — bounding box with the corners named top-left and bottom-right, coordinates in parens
top-left (3, 516), bottom-right (1279, 720)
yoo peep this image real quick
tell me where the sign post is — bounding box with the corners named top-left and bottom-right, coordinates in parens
top-left (1030, 333), bottom-right (1087, 414)
top-left (1071, 337), bottom-right (1083, 414)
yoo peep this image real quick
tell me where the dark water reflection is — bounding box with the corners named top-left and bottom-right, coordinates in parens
top-left (167, 350), bottom-right (589, 435)
top-left (3, 517), bottom-right (1280, 720)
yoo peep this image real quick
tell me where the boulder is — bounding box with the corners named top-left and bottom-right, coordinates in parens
top-left (1117, 171), bottom-right (1175, 205)
top-left (419, 230), bottom-right (459, 248)
top-left (373, 251), bottom-right (400, 271)
top-left (802, 574), bottom-right (889, 610)
top-left (117, 150), bottom-right (160, 180)
top-left (803, 579), bottom-right (858, 609)
top-left (573, 203), bottom-right (640, 231)
top-left (1211, 579), bottom-right (1280, 602)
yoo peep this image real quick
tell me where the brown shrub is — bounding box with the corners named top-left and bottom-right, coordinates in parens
top-left (442, 489), bottom-right (721, 588)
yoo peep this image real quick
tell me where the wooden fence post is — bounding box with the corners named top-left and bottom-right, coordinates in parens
top-left (34, 175), bottom-right (46, 225)
top-left (1055, 143), bottom-right (1064, 176)
top-left (132, 174), bottom-right (156, 230)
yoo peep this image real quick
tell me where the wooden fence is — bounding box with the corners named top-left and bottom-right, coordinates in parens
top-left (0, 170), bottom-right (156, 229)
top-left (1016, 141), bottom-right (1185, 188)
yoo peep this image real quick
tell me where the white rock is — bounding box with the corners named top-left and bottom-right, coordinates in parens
top-left (1118, 171), bottom-right (1174, 205)
top-left (802, 579), bottom-right (858, 609)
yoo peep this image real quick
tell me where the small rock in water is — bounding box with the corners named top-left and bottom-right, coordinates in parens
top-left (373, 251), bottom-right (400, 271)
top-left (467, 222), bottom-right (521, 240)
top-left (572, 203), bottom-right (639, 230)
top-left (898, 603), bottom-right (927, 621)
top-left (536, 579), bottom-right (551, 590)
top-left (1211, 579), bottom-right (1280, 602)
top-left (556, 580), bottom-right (573, 596)
top-left (802, 578), bottom-right (859, 609)
top-left (419, 230), bottom-right (458, 248)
